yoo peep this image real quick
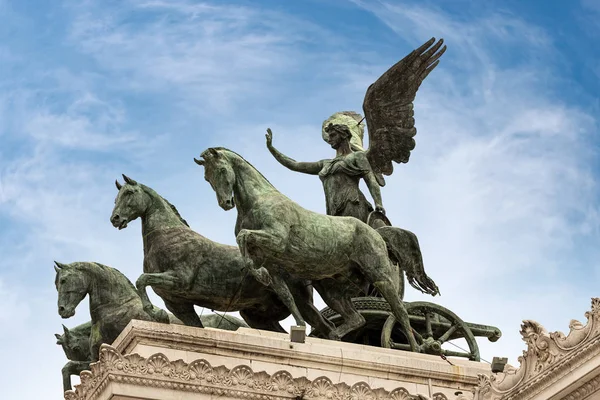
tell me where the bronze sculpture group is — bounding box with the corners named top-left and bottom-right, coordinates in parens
top-left (55, 38), bottom-right (502, 393)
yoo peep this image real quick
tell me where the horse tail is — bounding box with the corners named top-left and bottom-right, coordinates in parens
top-left (376, 226), bottom-right (440, 297)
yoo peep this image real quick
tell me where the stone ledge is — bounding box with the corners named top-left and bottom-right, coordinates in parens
top-left (66, 344), bottom-right (443, 400)
top-left (113, 320), bottom-right (490, 387)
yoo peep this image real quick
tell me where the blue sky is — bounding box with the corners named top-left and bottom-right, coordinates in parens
top-left (0, 0), bottom-right (599, 397)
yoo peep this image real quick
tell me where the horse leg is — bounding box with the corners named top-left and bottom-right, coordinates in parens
top-left (240, 309), bottom-right (286, 333)
top-left (236, 225), bottom-right (306, 327)
top-left (62, 360), bottom-right (91, 392)
top-left (163, 299), bottom-right (203, 328)
top-left (355, 240), bottom-right (420, 352)
top-left (314, 280), bottom-right (365, 339)
top-left (136, 271), bottom-right (184, 320)
top-left (373, 279), bottom-right (418, 351)
top-left (268, 273), bottom-right (306, 327)
top-left (289, 280), bottom-right (338, 339)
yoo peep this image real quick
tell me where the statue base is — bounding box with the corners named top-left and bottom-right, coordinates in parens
top-left (65, 320), bottom-right (491, 400)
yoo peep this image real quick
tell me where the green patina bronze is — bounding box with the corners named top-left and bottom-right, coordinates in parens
top-left (195, 147), bottom-right (419, 349)
top-left (54, 260), bottom-right (249, 391)
top-left (109, 175), bottom-right (324, 333)
top-left (193, 38), bottom-right (448, 350)
top-left (264, 38), bottom-right (448, 299)
top-left (54, 261), bottom-right (169, 391)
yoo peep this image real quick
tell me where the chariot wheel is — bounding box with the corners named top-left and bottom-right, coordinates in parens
top-left (381, 301), bottom-right (480, 361)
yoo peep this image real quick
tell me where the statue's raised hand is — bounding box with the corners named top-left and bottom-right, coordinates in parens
top-left (265, 128), bottom-right (273, 148)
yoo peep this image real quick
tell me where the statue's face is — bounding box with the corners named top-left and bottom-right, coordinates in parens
top-left (197, 150), bottom-right (236, 211)
top-left (110, 181), bottom-right (146, 230)
top-left (55, 264), bottom-right (87, 319)
top-left (326, 128), bottom-right (350, 150)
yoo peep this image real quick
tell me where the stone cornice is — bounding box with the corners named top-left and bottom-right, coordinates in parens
top-left (474, 298), bottom-right (600, 400)
top-left (560, 375), bottom-right (600, 400)
top-left (113, 321), bottom-right (487, 388)
top-left (64, 344), bottom-right (451, 400)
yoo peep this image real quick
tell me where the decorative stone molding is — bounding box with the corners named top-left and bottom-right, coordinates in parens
top-left (474, 298), bottom-right (600, 400)
top-left (65, 344), bottom-right (434, 400)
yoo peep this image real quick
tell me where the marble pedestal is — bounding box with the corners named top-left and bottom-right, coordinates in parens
top-left (65, 320), bottom-right (491, 400)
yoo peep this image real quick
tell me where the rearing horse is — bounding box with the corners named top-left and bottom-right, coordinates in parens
top-left (109, 175), bottom-right (334, 335)
top-left (195, 147), bottom-right (419, 351)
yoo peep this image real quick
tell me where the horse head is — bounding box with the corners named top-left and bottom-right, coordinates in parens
top-left (195, 148), bottom-right (236, 210)
top-left (55, 324), bottom-right (89, 362)
top-left (54, 261), bottom-right (88, 319)
top-left (110, 174), bottom-right (148, 230)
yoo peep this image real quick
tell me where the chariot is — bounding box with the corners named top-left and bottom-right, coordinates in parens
top-left (315, 296), bottom-right (501, 362)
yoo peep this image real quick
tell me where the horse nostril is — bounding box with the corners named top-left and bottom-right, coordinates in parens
top-left (58, 306), bottom-right (65, 313)
top-left (111, 215), bottom-right (120, 223)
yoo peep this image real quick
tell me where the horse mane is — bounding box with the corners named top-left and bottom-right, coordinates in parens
top-left (73, 262), bottom-right (139, 294)
top-left (139, 184), bottom-right (190, 227)
top-left (211, 147), bottom-right (276, 189)
top-left (92, 262), bottom-right (137, 291)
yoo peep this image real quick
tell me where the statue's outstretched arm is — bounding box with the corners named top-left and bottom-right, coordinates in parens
top-left (266, 128), bottom-right (323, 175)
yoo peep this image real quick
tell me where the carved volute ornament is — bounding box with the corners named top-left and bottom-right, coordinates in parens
top-left (474, 298), bottom-right (600, 400)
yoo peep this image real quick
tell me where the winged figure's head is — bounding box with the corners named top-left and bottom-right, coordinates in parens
top-left (324, 123), bottom-right (353, 150)
top-left (322, 111), bottom-right (364, 152)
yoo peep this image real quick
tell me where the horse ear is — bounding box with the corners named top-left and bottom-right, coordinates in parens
top-left (193, 157), bottom-right (205, 166)
top-left (54, 261), bottom-right (66, 273)
top-left (122, 174), bottom-right (138, 185)
top-left (55, 333), bottom-right (63, 344)
top-left (208, 148), bottom-right (220, 158)
top-left (62, 324), bottom-right (71, 337)
top-left (115, 180), bottom-right (122, 190)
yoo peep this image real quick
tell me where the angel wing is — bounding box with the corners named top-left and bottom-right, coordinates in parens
top-left (364, 37), bottom-right (446, 177)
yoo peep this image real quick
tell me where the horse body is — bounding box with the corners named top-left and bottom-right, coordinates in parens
top-left (143, 226), bottom-right (282, 311)
top-left (240, 201), bottom-right (386, 278)
top-left (110, 176), bottom-right (291, 331)
top-left (197, 148), bottom-right (416, 347)
top-left (55, 261), bottom-right (163, 391)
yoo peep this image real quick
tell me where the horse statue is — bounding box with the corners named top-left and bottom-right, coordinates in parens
top-left (195, 147), bottom-right (427, 351)
top-left (264, 38), bottom-right (445, 300)
top-left (56, 314), bottom-right (248, 391)
top-left (54, 260), bottom-right (176, 391)
top-left (109, 175), bottom-right (335, 336)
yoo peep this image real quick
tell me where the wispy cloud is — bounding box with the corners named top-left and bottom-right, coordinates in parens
top-left (346, 0), bottom-right (599, 364)
top-left (65, 0), bottom-right (335, 115)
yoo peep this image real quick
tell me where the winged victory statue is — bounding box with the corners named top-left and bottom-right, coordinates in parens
top-left (266, 37), bottom-right (446, 298)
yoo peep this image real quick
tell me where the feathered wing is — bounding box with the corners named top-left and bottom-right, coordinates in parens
top-left (364, 37), bottom-right (446, 177)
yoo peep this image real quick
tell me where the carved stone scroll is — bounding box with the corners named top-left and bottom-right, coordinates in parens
top-left (474, 298), bottom-right (600, 400)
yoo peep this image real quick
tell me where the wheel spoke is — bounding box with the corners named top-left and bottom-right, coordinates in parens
top-left (391, 342), bottom-right (412, 350)
top-left (425, 313), bottom-right (433, 339)
top-left (437, 324), bottom-right (458, 343)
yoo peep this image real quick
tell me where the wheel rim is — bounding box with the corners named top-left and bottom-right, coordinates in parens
top-left (381, 302), bottom-right (480, 361)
